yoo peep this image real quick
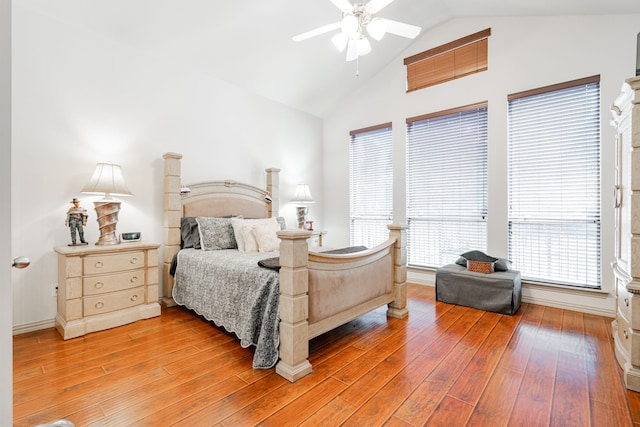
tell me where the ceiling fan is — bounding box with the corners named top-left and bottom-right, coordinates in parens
top-left (292, 0), bottom-right (422, 62)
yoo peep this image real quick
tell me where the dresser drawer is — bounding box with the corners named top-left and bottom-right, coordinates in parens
top-left (84, 286), bottom-right (145, 316)
top-left (83, 269), bottom-right (144, 296)
top-left (616, 312), bottom-right (632, 359)
top-left (618, 284), bottom-right (632, 323)
top-left (84, 251), bottom-right (145, 275)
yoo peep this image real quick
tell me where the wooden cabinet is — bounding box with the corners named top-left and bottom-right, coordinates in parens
top-left (612, 76), bottom-right (640, 391)
top-left (54, 242), bottom-right (161, 339)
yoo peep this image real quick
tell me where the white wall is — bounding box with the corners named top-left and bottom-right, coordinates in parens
top-left (11, 4), bottom-right (324, 329)
top-left (323, 15), bottom-right (640, 316)
top-left (1, 0), bottom-right (12, 417)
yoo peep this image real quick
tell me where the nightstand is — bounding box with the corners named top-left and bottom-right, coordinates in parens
top-left (54, 242), bottom-right (161, 339)
top-left (308, 230), bottom-right (327, 249)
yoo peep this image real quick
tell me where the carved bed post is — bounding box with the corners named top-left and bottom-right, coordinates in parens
top-left (276, 229), bottom-right (313, 382)
top-left (163, 152), bottom-right (182, 307)
top-left (265, 168), bottom-right (280, 218)
top-left (387, 223), bottom-right (409, 319)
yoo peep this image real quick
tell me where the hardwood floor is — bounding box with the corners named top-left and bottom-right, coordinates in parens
top-left (13, 284), bottom-right (640, 426)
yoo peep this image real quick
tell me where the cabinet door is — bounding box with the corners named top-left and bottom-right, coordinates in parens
top-left (616, 115), bottom-right (632, 271)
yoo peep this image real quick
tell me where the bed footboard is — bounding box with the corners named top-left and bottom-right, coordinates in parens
top-left (275, 224), bottom-right (407, 382)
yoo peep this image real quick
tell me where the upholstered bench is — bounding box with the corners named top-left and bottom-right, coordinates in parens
top-left (435, 263), bottom-right (522, 315)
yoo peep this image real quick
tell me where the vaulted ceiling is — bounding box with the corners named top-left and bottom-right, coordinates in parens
top-left (20, 0), bottom-right (640, 117)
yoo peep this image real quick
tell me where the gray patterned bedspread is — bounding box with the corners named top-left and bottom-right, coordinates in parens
top-left (172, 248), bottom-right (280, 368)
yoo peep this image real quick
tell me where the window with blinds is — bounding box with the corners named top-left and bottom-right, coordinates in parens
top-left (404, 28), bottom-right (490, 93)
top-left (349, 123), bottom-right (393, 247)
top-left (406, 102), bottom-right (488, 268)
top-left (507, 75), bottom-right (601, 288)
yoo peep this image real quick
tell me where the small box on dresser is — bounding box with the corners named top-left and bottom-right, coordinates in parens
top-left (54, 241), bottom-right (161, 339)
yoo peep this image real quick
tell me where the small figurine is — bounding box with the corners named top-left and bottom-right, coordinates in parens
top-left (65, 198), bottom-right (88, 246)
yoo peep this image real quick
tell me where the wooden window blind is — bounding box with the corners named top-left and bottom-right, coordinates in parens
top-left (349, 123), bottom-right (393, 247)
top-left (404, 28), bottom-right (490, 92)
top-left (406, 102), bottom-right (488, 268)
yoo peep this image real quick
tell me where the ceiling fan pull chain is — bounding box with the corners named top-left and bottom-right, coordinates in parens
top-left (356, 55), bottom-right (360, 76)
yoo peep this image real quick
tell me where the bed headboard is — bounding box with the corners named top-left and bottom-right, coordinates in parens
top-left (162, 152), bottom-right (280, 306)
top-left (182, 181), bottom-right (274, 219)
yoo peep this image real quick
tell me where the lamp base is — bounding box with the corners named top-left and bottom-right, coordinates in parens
top-left (296, 206), bottom-right (308, 229)
top-left (93, 200), bottom-right (122, 245)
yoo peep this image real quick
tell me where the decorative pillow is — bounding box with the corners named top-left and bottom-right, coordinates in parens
top-left (195, 217), bottom-right (237, 250)
top-left (252, 221), bottom-right (281, 252)
top-left (467, 260), bottom-right (495, 274)
top-left (240, 225), bottom-right (259, 252)
top-left (494, 258), bottom-right (512, 271)
top-left (457, 255), bottom-right (512, 271)
top-left (180, 217), bottom-right (201, 249)
top-left (460, 250), bottom-right (498, 263)
top-left (232, 217), bottom-right (279, 252)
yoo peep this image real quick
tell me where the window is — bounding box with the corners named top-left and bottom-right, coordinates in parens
top-left (349, 123), bottom-right (393, 247)
top-left (404, 28), bottom-right (490, 92)
top-left (508, 76), bottom-right (601, 288)
top-left (406, 102), bottom-right (488, 268)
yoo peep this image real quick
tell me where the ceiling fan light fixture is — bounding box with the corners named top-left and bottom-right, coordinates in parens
top-left (331, 32), bottom-right (349, 52)
top-left (341, 14), bottom-right (359, 37)
top-left (357, 36), bottom-right (372, 56)
top-left (367, 17), bottom-right (386, 40)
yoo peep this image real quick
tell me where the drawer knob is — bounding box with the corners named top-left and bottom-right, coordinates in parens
top-left (130, 257), bottom-right (139, 265)
top-left (625, 298), bottom-right (630, 307)
top-left (95, 302), bottom-right (104, 309)
top-left (130, 276), bottom-right (139, 283)
top-left (94, 261), bottom-right (104, 269)
top-left (94, 282), bottom-right (104, 289)
top-left (624, 330), bottom-right (629, 339)
top-left (131, 294), bottom-right (138, 302)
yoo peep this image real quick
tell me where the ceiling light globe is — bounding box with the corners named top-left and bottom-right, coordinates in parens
top-left (341, 14), bottom-right (359, 37)
top-left (357, 36), bottom-right (372, 56)
top-left (331, 32), bottom-right (349, 52)
top-left (367, 18), bottom-right (387, 41)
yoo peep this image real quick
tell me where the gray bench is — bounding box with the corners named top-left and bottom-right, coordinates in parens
top-left (435, 263), bottom-right (522, 315)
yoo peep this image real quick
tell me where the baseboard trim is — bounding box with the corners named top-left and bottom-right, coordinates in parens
top-left (521, 294), bottom-right (615, 318)
top-left (408, 268), bottom-right (616, 318)
top-left (13, 318), bottom-right (55, 335)
top-left (12, 272), bottom-right (615, 336)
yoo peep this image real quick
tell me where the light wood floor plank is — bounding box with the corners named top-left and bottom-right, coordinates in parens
top-left (13, 284), bottom-right (636, 427)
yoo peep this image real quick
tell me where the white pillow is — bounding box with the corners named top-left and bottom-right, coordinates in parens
top-left (240, 225), bottom-right (259, 252)
top-left (232, 217), bottom-right (278, 252)
top-left (252, 221), bottom-right (281, 252)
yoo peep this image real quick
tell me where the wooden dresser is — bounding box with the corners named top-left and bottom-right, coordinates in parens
top-left (54, 242), bottom-right (161, 339)
top-left (611, 76), bottom-right (640, 391)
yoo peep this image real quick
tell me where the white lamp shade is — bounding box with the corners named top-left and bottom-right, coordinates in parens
top-left (357, 36), bottom-right (372, 56)
top-left (331, 32), bottom-right (349, 52)
top-left (367, 17), bottom-right (387, 41)
top-left (292, 184), bottom-right (314, 204)
top-left (341, 14), bottom-right (359, 37)
top-left (80, 162), bottom-right (133, 198)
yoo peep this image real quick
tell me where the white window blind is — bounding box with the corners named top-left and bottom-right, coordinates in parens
top-left (406, 103), bottom-right (488, 268)
top-left (349, 123), bottom-right (393, 247)
top-left (508, 76), bottom-right (601, 288)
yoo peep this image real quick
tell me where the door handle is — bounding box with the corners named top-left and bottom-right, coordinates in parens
top-left (12, 256), bottom-right (30, 269)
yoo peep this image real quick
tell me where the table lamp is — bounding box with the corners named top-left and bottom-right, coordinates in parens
top-left (292, 184), bottom-right (314, 229)
top-left (80, 162), bottom-right (132, 245)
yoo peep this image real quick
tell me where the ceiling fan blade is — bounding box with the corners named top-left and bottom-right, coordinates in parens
top-left (380, 18), bottom-right (421, 39)
top-left (329, 0), bottom-right (354, 12)
top-left (366, 0), bottom-right (395, 13)
top-left (292, 21), bottom-right (341, 42)
top-left (346, 37), bottom-right (358, 61)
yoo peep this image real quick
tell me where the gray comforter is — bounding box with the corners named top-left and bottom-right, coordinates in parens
top-left (172, 248), bottom-right (280, 368)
